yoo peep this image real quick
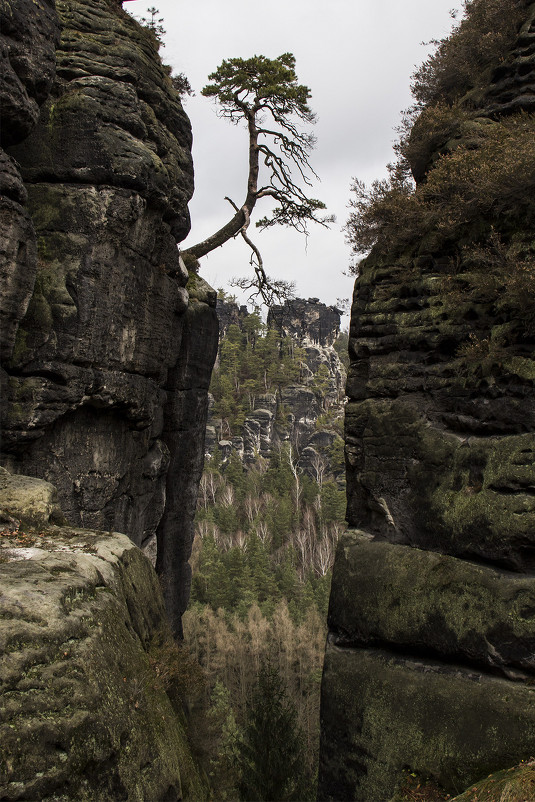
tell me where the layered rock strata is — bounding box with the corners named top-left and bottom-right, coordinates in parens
top-left (0, 0), bottom-right (218, 634)
top-left (319, 5), bottom-right (535, 800)
top-left (0, 471), bottom-right (206, 802)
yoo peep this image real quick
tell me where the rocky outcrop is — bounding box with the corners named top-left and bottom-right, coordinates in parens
top-left (268, 297), bottom-right (344, 348)
top-left (319, 5), bottom-right (535, 800)
top-left (0, 466), bottom-right (65, 527)
top-left (0, 0), bottom-right (219, 634)
top-left (0, 472), bottom-right (206, 802)
top-left (207, 297), bottom-right (346, 475)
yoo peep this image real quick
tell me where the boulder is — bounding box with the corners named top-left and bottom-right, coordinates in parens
top-left (0, 467), bottom-right (64, 528)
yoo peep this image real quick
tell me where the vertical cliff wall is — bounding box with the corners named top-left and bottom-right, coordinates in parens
top-left (319, 4), bottom-right (535, 800)
top-left (0, 0), bottom-right (218, 635)
top-left (0, 0), bottom-right (60, 360)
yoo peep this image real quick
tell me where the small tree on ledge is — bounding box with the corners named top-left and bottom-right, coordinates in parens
top-left (182, 53), bottom-right (333, 305)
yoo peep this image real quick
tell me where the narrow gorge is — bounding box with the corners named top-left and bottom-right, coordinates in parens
top-left (1, 1), bottom-right (534, 801)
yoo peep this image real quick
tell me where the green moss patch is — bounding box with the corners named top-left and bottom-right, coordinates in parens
top-left (452, 761), bottom-right (535, 801)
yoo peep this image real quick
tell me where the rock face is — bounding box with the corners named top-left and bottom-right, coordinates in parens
top-left (0, 0), bottom-right (60, 361)
top-left (0, 473), bottom-right (206, 802)
top-left (269, 299), bottom-right (346, 436)
top-left (268, 297), bottom-right (344, 349)
top-left (319, 5), bottom-right (535, 801)
top-left (0, 0), bottom-right (219, 634)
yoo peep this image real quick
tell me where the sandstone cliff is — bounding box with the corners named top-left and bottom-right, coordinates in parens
top-left (0, 0), bottom-right (218, 636)
top-left (319, 3), bottom-right (535, 800)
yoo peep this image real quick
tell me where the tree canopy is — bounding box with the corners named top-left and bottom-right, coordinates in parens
top-left (182, 53), bottom-right (333, 304)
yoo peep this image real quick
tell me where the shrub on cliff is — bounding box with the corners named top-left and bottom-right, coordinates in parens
top-left (411, 0), bottom-right (527, 108)
top-left (347, 113), bottom-right (535, 267)
top-left (346, 0), bottom-right (533, 275)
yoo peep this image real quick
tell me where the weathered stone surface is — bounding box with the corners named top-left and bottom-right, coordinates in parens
top-left (3, 184), bottom-right (189, 378)
top-left (330, 532), bottom-right (535, 676)
top-left (0, 517), bottom-right (206, 801)
top-left (0, 0), bottom-right (218, 630)
top-left (156, 298), bottom-right (219, 637)
top-left (0, 0), bottom-right (60, 361)
top-left (345, 395), bottom-right (535, 568)
top-left (0, 0), bottom-right (60, 148)
top-left (318, 643), bottom-right (535, 802)
top-left (0, 182), bottom-right (37, 361)
top-left (0, 467), bottom-right (64, 527)
top-left (8, 0), bottom-right (193, 239)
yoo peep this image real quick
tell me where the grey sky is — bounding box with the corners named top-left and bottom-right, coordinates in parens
top-left (126, 0), bottom-right (465, 314)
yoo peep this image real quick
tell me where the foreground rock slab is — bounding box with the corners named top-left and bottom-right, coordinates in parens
top-left (0, 518), bottom-right (206, 801)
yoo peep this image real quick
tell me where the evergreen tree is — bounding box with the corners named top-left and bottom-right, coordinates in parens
top-left (206, 681), bottom-right (241, 800)
top-left (182, 53), bottom-right (332, 303)
top-left (319, 480), bottom-right (346, 524)
top-left (238, 662), bottom-right (311, 802)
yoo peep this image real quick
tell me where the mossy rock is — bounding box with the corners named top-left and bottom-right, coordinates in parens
top-left (0, 519), bottom-right (208, 801)
top-left (330, 532), bottom-right (535, 673)
top-left (345, 398), bottom-right (535, 568)
top-left (452, 761), bottom-right (535, 801)
top-left (186, 268), bottom-right (217, 306)
top-left (0, 468), bottom-right (66, 527)
top-left (318, 642), bottom-right (535, 802)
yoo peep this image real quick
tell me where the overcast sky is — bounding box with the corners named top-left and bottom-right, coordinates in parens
top-left (126, 0), bottom-right (465, 316)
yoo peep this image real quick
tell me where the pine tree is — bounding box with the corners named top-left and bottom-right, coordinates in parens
top-left (207, 681), bottom-right (241, 800)
top-left (319, 480), bottom-right (346, 524)
top-left (237, 662), bottom-right (311, 801)
top-left (182, 53), bottom-right (332, 304)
